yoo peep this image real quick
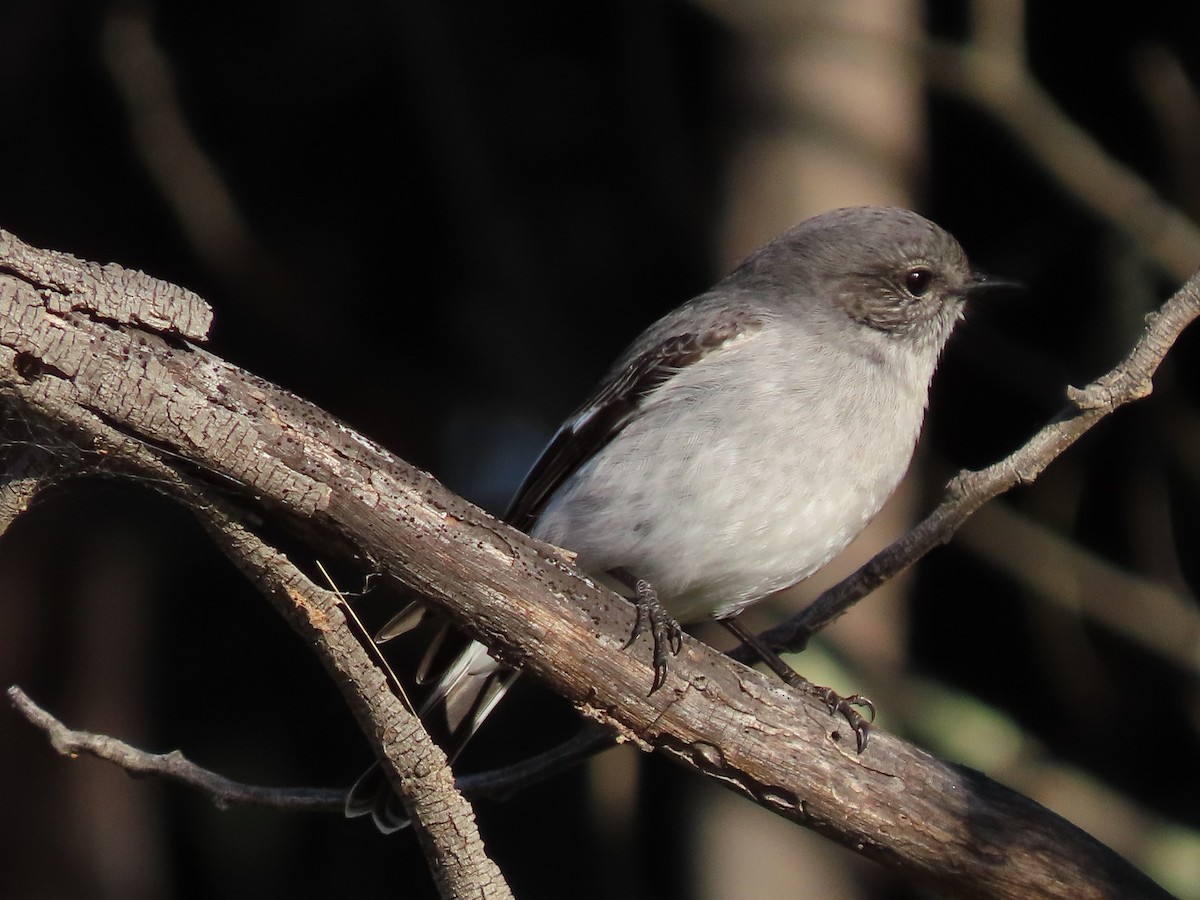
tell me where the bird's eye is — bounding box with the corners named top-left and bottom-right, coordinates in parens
top-left (904, 267), bottom-right (933, 297)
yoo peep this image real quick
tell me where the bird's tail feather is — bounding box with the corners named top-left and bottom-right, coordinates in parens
top-left (345, 617), bottom-right (519, 834)
top-left (374, 599), bottom-right (428, 643)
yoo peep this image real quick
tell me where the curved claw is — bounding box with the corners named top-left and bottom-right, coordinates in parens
top-left (833, 698), bottom-right (873, 753)
top-left (647, 597), bottom-right (683, 694)
top-left (848, 716), bottom-right (872, 754)
top-left (841, 693), bottom-right (877, 723)
top-left (651, 659), bottom-right (668, 694)
top-left (612, 568), bottom-right (683, 694)
top-left (623, 594), bottom-right (650, 651)
top-left (797, 684), bottom-right (876, 754)
top-left (717, 617), bottom-right (875, 752)
top-left (668, 624), bottom-right (683, 655)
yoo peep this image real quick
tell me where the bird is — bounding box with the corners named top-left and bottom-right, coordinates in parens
top-left (347, 205), bottom-right (999, 832)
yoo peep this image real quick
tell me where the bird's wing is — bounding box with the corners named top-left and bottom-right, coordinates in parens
top-left (371, 316), bottom-right (755, 639)
top-left (505, 308), bottom-right (763, 530)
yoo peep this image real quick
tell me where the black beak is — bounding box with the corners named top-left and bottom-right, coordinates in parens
top-left (967, 269), bottom-right (1025, 296)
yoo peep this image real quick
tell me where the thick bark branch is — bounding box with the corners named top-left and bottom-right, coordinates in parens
top-left (0, 233), bottom-right (511, 900)
top-left (0, 228), bottom-right (1178, 899)
top-left (184, 488), bottom-right (514, 900)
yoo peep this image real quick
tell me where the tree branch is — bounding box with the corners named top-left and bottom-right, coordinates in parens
top-left (0, 447), bottom-right (57, 531)
top-left (10, 683), bottom-right (612, 814)
top-left (8, 686), bottom-right (345, 812)
top-left (180, 485), bottom-right (513, 900)
top-left (0, 239), bottom-right (511, 899)
top-left (0, 227), bottom-right (1177, 898)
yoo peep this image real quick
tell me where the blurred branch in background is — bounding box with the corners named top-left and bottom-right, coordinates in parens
top-left (1132, 45), bottom-right (1200, 221)
top-left (958, 500), bottom-right (1199, 674)
top-left (923, 0), bottom-right (1200, 280)
top-left (100, 3), bottom-right (286, 291)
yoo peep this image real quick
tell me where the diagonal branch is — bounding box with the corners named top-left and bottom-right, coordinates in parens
top-left (181, 489), bottom-right (514, 900)
top-left (0, 362), bottom-right (511, 899)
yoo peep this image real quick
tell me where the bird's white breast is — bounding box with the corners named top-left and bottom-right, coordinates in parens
top-left (531, 321), bottom-right (933, 623)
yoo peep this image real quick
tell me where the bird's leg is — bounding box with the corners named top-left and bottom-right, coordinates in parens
top-left (610, 567), bottom-right (683, 693)
top-left (721, 617), bottom-right (875, 753)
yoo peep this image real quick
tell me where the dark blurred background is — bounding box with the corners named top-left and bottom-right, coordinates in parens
top-left (2, 1), bottom-right (1199, 898)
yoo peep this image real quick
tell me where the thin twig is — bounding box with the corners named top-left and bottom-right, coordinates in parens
top-left (8, 686), bottom-right (345, 811)
top-left (455, 723), bottom-right (616, 803)
top-left (10, 681), bottom-right (615, 814)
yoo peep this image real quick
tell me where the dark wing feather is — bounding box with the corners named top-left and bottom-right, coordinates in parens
top-left (505, 311), bottom-right (761, 531)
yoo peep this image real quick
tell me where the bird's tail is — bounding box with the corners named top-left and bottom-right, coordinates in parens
top-left (344, 606), bottom-right (519, 833)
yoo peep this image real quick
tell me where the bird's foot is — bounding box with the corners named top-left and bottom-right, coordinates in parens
top-left (721, 616), bottom-right (874, 753)
top-left (613, 568), bottom-right (683, 693)
top-left (794, 680), bottom-right (875, 753)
